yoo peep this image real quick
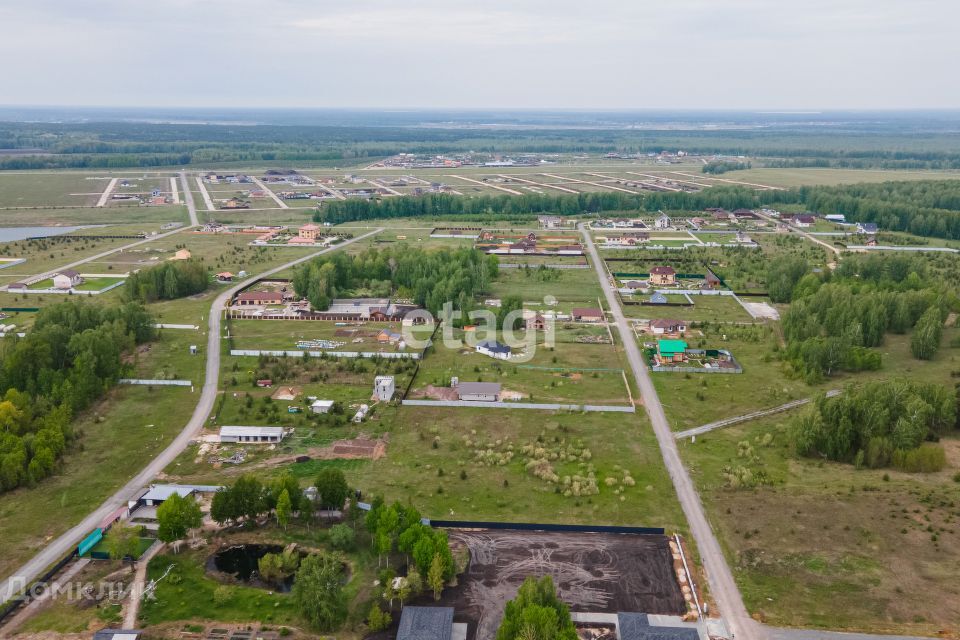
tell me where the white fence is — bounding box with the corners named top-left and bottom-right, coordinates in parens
top-left (402, 399), bottom-right (635, 412)
top-left (230, 349), bottom-right (420, 360)
top-left (118, 379), bottom-right (193, 386)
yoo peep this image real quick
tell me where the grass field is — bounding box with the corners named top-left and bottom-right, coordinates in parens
top-left (27, 275), bottom-right (126, 291)
top-left (623, 294), bottom-right (753, 322)
top-left (716, 167), bottom-right (960, 188)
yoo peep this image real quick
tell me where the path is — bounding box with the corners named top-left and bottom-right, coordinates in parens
top-left (669, 171), bottom-right (782, 191)
top-left (250, 176), bottom-right (290, 209)
top-left (194, 176), bottom-right (216, 211)
top-left (169, 177), bottom-right (180, 205)
top-left (497, 174), bottom-right (580, 194)
top-left (585, 172), bottom-right (683, 192)
top-left (674, 390), bottom-right (841, 440)
top-left (121, 541), bottom-right (164, 628)
top-left (95, 178), bottom-right (118, 207)
top-left (445, 174), bottom-right (523, 195)
top-left (580, 224), bottom-right (761, 640)
top-left (179, 171), bottom-right (199, 226)
top-left (0, 228), bottom-right (383, 606)
top-left (626, 171), bottom-right (714, 189)
top-left (541, 172), bottom-right (638, 194)
top-left (754, 209), bottom-right (841, 256)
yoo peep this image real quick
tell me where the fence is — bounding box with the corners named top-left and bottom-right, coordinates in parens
top-left (649, 349), bottom-right (743, 374)
top-left (401, 399), bottom-right (635, 413)
top-left (0, 548), bottom-right (77, 624)
top-left (230, 349), bottom-right (420, 360)
top-left (118, 379), bottom-right (193, 386)
top-left (425, 520), bottom-right (664, 535)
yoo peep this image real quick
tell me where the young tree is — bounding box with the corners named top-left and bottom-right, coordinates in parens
top-left (428, 553), bottom-right (445, 600)
top-left (106, 525), bottom-right (141, 561)
top-left (328, 523), bottom-right (356, 551)
top-left (276, 489), bottom-right (292, 530)
top-left (156, 493), bottom-right (202, 543)
top-left (911, 305), bottom-right (943, 360)
top-left (496, 576), bottom-right (577, 640)
top-left (271, 472), bottom-right (302, 513)
top-left (293, 553), bottom-right (347, 631)
top-left (315, 468), bottom-right (349, 510)
top-left (367, 603), bottom-right (392, 632)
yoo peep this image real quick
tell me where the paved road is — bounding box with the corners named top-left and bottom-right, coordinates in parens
top-left (581, 225), bottom-right (762, 640)
top-left (0, 228), bottom-right (382, 605)
top-left (674, 390), bottom-right (842, 440)
top-left (768, 629), bottom-right (933, 640)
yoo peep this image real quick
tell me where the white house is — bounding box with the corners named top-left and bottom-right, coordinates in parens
top-left (476, 340), bottom-right (512, 360)
top-left (310, 399), bottom-right (335, 414)
top-left (456, 381), bottom-right (502, 402)
top-left (654, 212), bottom-right (671, 229)
top-left (219, 426), bottom-right (285, 444)
top-left (373, 376), bottom-right (395, 401)
top-left (53, 269), bottom-right (83, 290)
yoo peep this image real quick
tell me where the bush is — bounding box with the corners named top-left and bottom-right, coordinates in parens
top-left (213, 586), bottom-right (231, 606)
top-left (368, 604), bottom-right (392, 632)
top-left (328, 523), bottom-right (355, 551)
top-left (891, 445), bottom-right (947, 473)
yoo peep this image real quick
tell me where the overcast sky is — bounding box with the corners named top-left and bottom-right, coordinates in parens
top-left (2, 0), bottom-right (958, 110)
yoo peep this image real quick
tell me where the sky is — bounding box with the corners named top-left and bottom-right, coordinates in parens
top-left (2, 0), bottom-right (959, 110)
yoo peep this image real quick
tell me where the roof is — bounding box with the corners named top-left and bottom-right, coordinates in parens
top-left (650, 266), bottom-right (675, 275)
top-left (311, 399), bottom-right (335, 407)
top-left (93, 631), bottom-right (142, 640)
top-left (650, 319), bottom-right (683, 329)
top-left (141, 485), bottom-right (195, 502)
top-left (300, 223), bottom-right (321, 230)
top-left (220, 426), bottom-right (284, 438)
top-left (457, 381), bottom-right (502, 396)
top-left (572, 307), bottom-right (604, 317)
top-left (397, 606), bottom-right (454, 640)
top-left (56, 269), bottom-right (80, 278)
top-left (617, 613), bottom-right (699, 640)
top-left (477, 340), bottom-right (511, 354)
top-left (658, 339), bottom-right (688, 353)
top-left (858, 222), bottom-right (879, 232)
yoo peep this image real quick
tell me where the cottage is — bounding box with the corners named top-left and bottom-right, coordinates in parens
top-left (865, 235), bottom-right (878, 247)
top-left (654, 212), bottom-right (672, 229)
top-left (538, 215), bottom-right (564, 229)
top-left (703, 271), bottom-right (722, 289)
top-left (53, 269), bottom-right (83, 290)
top-left (310, 399), bottom-right (335, 414)
top-left (234, 291), bottom-right (284, 306)
top-left (219, 426), bottom-right (285, 444)
top-left (456, 381), bottom-right (502, 402)
top-left (649, 266), bottom-right (676, 286)
top-left (138, 485), bottom-right (195, 507)
top-left (377, 330), bottom-right (402, 344)
top-left (526, 313), bottom-right (547, 331)
top-left (649, 319), bottom-right (686, 335)
top-left (789, 214), bottom-right (816, 227)
top-left (476, 339), bottom-right (512, 360)
top-left (216, 272), bottom-right (234, 282)
top-left (373, 376), bottom-right (395, 401)
top-left (657, 339), bottom-right (688, 363)
top-left (299, 223), bottom-right (323, 240)
top-left (732, 208), bottom-right (759, 220)
top-left (221, 197), bottom-right (250, 210)
top-left (572, 307), bottom-right (604, 322)
top-left (857, 222), bottom-right (879, 234)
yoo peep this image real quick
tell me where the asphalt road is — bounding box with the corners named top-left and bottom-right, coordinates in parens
top-left (0, 227), bottom-right (382, 604)
top-left (580, 225), bottom-right (762, 640)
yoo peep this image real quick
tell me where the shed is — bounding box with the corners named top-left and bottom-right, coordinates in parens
top-left (397, 606), bottom-right (454, 640)
top-left (572, 308), bottom-right (604, 322)
top-left (457, 381), bottom-right (502, 402)
top-left (311, 399), bottom-right (335, 414)
top-left (219, 426), bottom-right (285, 444)
top-left (140, 485), bottom-right (195, 507)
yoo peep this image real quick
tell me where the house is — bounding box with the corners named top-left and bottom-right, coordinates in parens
top-left (373, 376), bottom-right (395, 401)
top-left (649, 266), bottom-right (676, 286)
top-left (353, 404), bottom-right (370, 423)
top-left (526, 313), bottom-right (547, 331)
top-left (654, 212), bottom-right (671, 229)
top-left (7, 282), bottom-right (26, 291)
top-left (221, 197), bottom-right (250, 210)
top-left (649, 292), bottom-right (668, 304)
top-left (299, 223), bottom-right (323, 240)
top-left (94, 630), bottom-right (142, 640)
top-left (572, 307), bottom-right (604, 322)
top-left (604, 232), bottom-right (649, 246)
top-left (732, 208), bottom-right (759, 220)
top-left (53, 269), bottom-right (83, 290)
top-left (657, 339), bottom-right (688, 363)
top-left (310, 399), bottom-right (335, 414)
top-left (857, 222), bottom-right (879, 234)
top-left (216, 272), bottom-right (234, 282)
top-left (476, 339), bottom-right (512, 360)
top-left (138, 485), bottom-right (196, 507)
top-left (734, 230), bottom-right (752, 244)
top-left (256, 379), bottom-right (273, 388)
top-left (649, 319), bottom-right (686, 335)
top-left (788, 214), bottom-right (816, 227)
top-left (170, 249), bottom-right (192, 261)
top-left (865, 235), bottom-right (878, 247)
top-left (538, 215), bottom-right (564, 229)
top-left (703, 271), bottom-right (722, 289)
top-left (397, 607), bottom-right (455, 640)
top-left (234, 291), bottom-right (284, 306)
top-left (377, 330), bottom-right (403, 344)
top-left (825, 214), bottom-right (846, 223)
top-left (616, 612), bottom-right (699, 640)
top-left (219, 426), bottom-right (285, 444)
top-left (456, 381), bottom-right (502, 402)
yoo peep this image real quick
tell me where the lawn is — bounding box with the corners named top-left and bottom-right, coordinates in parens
top-left (623, 294), bottom-right (753, 322)
top-left (678, 414), bottom-right (960, 636)
top-left (27, 276), bottom-right (126, 292)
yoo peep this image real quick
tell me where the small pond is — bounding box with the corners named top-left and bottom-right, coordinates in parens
top-left (209, 544), bottom-right (294, 591)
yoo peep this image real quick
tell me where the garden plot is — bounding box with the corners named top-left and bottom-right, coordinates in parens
top-left (422, 529), bottom-right (685, 640)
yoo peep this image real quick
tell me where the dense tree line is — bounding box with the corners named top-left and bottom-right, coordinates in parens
top-left (793, 381), bottom-right (956, 471)
top-left (0, 301), bottom-right (154, 491)
top-left (702, 160), bottom-right (751, 174)
top-left (124, 259), bottom-right (210, 302)
top-left (292, 245), bottom-right (498, 318)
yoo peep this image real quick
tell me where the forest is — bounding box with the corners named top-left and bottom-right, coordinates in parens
top-left (792, 381), bottom-right (957, 471)
top-left (124, 259), bottom-right (210, 302)
top-left (291, 245), bottom-right (498, 318)
top-left (0, 300), bottom-right (154, 491)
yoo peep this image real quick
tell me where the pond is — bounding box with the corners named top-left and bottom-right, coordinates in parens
top-left (210, 544), bottom-right (290, 589)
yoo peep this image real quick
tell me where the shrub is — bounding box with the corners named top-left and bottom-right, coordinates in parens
top-left (329, 523), bottom-right (355, 551)
top-left (891, 445), bottom-right (947, 473)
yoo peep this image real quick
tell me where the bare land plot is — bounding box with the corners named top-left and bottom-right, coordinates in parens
top-left (0, 173), bottom-right (110, 208)
top-left (622, 294), bottom-right (753, 322)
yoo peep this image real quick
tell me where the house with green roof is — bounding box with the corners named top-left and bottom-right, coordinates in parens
top-left (657, 339), bottom-right (688, 363)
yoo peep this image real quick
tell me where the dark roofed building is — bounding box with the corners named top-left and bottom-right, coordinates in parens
top-left (617, 613), bottom-right (699, 640)
top-left (397, 607), bottom-right (454, 640)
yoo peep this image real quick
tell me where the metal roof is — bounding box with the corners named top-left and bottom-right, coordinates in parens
top-left (397, 607), bottom-right (454, 640)
top-left (616, 613), bottom-right (698, 640)
top-left (457, 382), bottom-right (502, 395)
top-left (219, 426), bottom-right (284, 438)
top-left (657, 339), bottom-right (688, 353)
top-left (141, 485), bottom-right (195, 502)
